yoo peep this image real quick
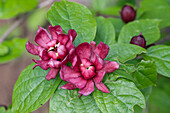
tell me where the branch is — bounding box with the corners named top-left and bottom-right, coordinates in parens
top-left (0, 0), bottom-right (54, 44)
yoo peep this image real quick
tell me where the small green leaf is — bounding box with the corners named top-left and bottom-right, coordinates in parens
top-left (94, 16), bottom-right (115, 46)
top-left (47, 0), bottom-right (96, 46)
top-left (106, 43), bottom-right (146, 63)
top-left (0, 0), bottom-right (38, 19)
top-left (141, 86), bottom-right (152, 101)
top-left (12, 63), bottom-right (62, 113)
top-left (140, 0), bottom-right (170, 28)
top-left (0, 38), bottom-right (27, 64)
top-left (132, 60), bottom-right (157, 89)
top-left (118, 19), bottom-right (160, 45)
top-left (93, 78), bottom-right (145, 113)
top-left (143, 45), bottom-right (170, 77)
top-left (50, 82), bottom-right (101, 113)
top-left (0, 44), bottom-right (8, 56)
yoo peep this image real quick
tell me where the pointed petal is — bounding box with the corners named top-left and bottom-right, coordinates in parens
top-left (68, 77), bottom-right (87, 89)
top-left (48, 59), bottom-right (62, 68)
top-left (26, 41), bottom-right (39, 55)
top-left (91, 52), bottom-right (103, 71)
top-left (48, 51), bottom-right (57, 60)
top-left (46, 39), bottom-right (57, 47)
top-left (103, 61), bottom-right (119, 73)
top-left (45, 68), bottom-right (59, 81)
top-left (57, 45), bottom-right (68, 60)
top-left (79, 79), bottom-right (94, 96)
top-left (66, 40), bottom-right (75, 51)
top-left (94, 82), bottom-right (110, 93)
top-left (35, 26), bottom-right (51, 48)
top-left (76, 42), bottom-right (92, 60)
top-left (32, 59), bottom-right (50, 70)
top-left (90, 41), bottom-right (96, 51)
top-left (39, 49), bottom-right (50, 61)
top-left (68, 29), bottom-right (77, 41)
top-left (95, 42), bottom-right (109, 59)
top-left (57, 34), bottom-right (69, 45)
top-left (93, 70), bottom-right (105, 83)
top-left (81, 69), bottom-right (96, 80)
top-left (60, 65), bottom-right (81, 81)
top-left (61, 82), bottom-right (77, 90)
top-left (49, 25), bottom-right (63, 39)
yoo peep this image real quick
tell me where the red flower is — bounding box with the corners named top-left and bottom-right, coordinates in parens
top-left (130, 33), bottom-right (146, 48)
top-left (26, 25), bottom-right (77, 81)
top-left (60, 41), bottom-right (119, 96)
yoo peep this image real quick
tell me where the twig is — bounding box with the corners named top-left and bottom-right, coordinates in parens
top-left (0, 0), bottom-right (54, 44)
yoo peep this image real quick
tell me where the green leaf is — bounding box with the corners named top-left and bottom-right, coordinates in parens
top-left (26, 8), bottom-right (46, 31)
top-left (12, 63), bottom-right (62, 113)
top-left (94, 16), bottom-right (115, 46)
top-left (106, 43), bottom-right (146, 63)
top-left (93, 78), bottom-right (145, 113)
top-left (0, 107), bottom-right (6, 113)
top-left (132, 60), bottom-right (157, 89)
top-left (0, 44), bottom-right (8, 56)
top-left (93, 0), bottom-right (107, 12)
top-left (100, 6), bottom-right (121, 16)
top-left (50, 82), bottom-right (101, 113)
top-left (47, 0), bottom-right (96, 46)
top-left (106, 18), bottom-right (125, 38)
top-left (0, 38), bottom-right (27, 64)
top-left (118, 19), bottom-right (160, 45)
top-left (0, 0), bottom-right (38, 19)
top-left (140, 0), bottom-right (170, 28)
top-left (149, 76), bottom-right (170, 113)
top-left (143, 45), bottom-right (170, 77)
top-left (141, 86), bottom-right (152, 101)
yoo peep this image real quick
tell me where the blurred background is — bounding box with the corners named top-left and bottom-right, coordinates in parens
top-left (0, 0), bottom-right (170, 113)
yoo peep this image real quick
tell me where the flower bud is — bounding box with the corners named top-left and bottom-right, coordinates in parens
top-left (120, 5), bottom-right (136, 23)
top-left (130, 33), bottom-right (146, 48)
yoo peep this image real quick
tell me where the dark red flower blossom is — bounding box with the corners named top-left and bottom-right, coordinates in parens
top-left (120, 5), bottom-right (136, 23)
top-left (130, 33), bottom-right (146, 48)
top-left (60, 41), bottom-right (119, 96)
top-left (26, 25), bottom-right (77, 81)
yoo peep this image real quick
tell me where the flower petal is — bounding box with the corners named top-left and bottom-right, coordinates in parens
top-left (57, 34), bottom-right (69, 45)
top-left (68, 77), bottom-right (87, 89)
top-left (90, 41), bottom-right (96, 51)
top-left (93, 70), bottom-right (105, 83)
top-left (81, 58), bottom-right (93, 68)
top-left (60, 65), bottom-right (81, 81)
top-left (45, 68), bottom-right (59, 81)
top-left (94, 82), bottom-right (110, 93)
top-left (48, 51), bottom-right (57, 60)
top-left (66, 40), bottom-right (75, 51)
top-left (39, 49), bottom-right (50, 61)
top-left (103, 61), bottom-right (119, 73)
top-left (48, 59), bottom-right (62, 68)
top-left (46, 39), bottom-right (57, 47)
top-left (49, 25), bottom-right (63, 39)
top-left (32, 59), bottom-right (50, 70)
top-left (81, 68), bottom-right (96, 80)
top-left (94, 42), bottom-right (109, 59)
top-left (91, 52), bottom-right (103, 71)
top-left (61, 82), bottom-right (77, 90)
top-left (35, 26), bottom-right (51, 48)
top-left (76, 42), bottom-right (92, 60)
top-left (57, 45), bottom-right (68, 60)
top-left (68, 29), bottom-right (77, 42)
top-left (26, 41), bottom-right (39, 55)
top-left (79, 79), bottom-right (94, 96)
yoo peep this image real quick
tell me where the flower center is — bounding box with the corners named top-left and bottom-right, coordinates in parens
top-left (47, 43), bottom-right (61, 61)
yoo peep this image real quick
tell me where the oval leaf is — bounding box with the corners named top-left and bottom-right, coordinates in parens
top-left (118, 19), bottom-right (160, 45)
top-left (0, 44), bottom-right (8, 56)
top-left (106, 43), bottom-right (146, 63)
top-left (93, 78), bottom-right (145, 113)
top-left (47, 0), bottom-right (96, 46)
top-left (143, 45), bottom-right (170, 77)
top-left (12, 63), bottom-right (62, 113)
top-left (50, 82), bottom-right (101, 113)
top-left (95, 16), bottom-right (115, 46)
top-left (132, 60), bottom-right (157, 89)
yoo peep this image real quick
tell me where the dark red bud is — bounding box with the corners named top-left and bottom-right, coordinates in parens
top-left (120, 5), bottom-right (136, 23)
top-left (130, 33), bottom-right (146, 48)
